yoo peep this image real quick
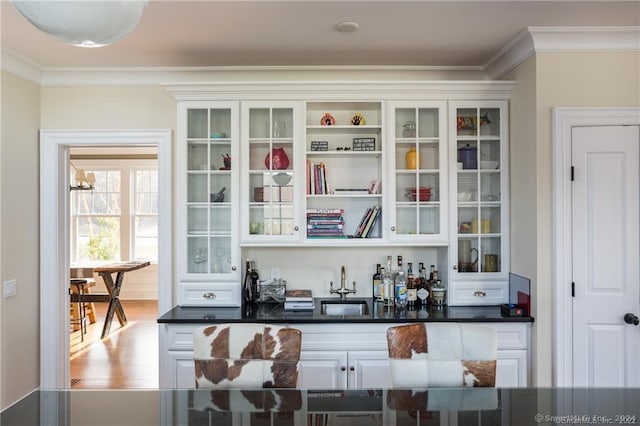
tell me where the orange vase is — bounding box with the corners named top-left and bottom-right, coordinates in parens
top-left (405, 147), bottom-right (419, 169)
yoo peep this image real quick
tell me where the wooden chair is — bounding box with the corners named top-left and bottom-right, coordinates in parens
top-left (193, 323), bottom-right (302, 388)
top-left (386, 323), bottom-right (497, 388)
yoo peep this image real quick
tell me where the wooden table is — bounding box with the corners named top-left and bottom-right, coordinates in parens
top-left (90, 261), bottom-right (150, 339)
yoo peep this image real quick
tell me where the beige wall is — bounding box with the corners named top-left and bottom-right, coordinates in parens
top-left (504, 56), bottom-right (540, 383)
top-left (1, 70), bottom-right (41, 408)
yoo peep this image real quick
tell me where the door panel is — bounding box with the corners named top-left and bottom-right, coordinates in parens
top-left (572, 125), bottom-right (640, 387)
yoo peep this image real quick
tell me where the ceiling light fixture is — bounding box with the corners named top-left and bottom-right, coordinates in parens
top-left (11, 0), bottom-right (147, 48)
top-left (334, 21), bottom-right (359, 33)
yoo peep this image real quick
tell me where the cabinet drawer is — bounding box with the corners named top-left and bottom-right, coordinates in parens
top-left (179, 282), bottom-right (240, 307)
top-left (448, 281), bottom-right (508, 306)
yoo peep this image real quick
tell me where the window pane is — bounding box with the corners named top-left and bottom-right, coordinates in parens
top-left (76, 217), bottom-right (120, 262)
top-left (134, 216), bottom-right (158, 260)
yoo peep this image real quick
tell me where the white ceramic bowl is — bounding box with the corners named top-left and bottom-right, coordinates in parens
top-left (480, 160), bottom-right (499, 169)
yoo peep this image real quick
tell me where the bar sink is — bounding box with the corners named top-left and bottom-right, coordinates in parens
top-left (320, 300), bottom-right (370, 316)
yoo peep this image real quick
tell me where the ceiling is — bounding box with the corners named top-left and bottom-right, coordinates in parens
top-left (1, 1), bottom-right (639, 70)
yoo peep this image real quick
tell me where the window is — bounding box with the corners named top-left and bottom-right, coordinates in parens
top-left (71, 160), bottom-right (157, 263)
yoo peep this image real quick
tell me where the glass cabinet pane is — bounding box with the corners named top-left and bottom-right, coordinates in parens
top-left (391, 105), bottom-right (443, 239)
top-left (185, 106), bottom-right (235, 277)
top-left (453, 104), bottom-right (505, 277)
top-left (247, 106), bottom-right (295, 237)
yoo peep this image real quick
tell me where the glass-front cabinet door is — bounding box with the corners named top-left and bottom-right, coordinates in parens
top-left (177, 101), bottom-right (240, 289)
top-left (386, 101), bottom-right (448, 244)
top-left (449, 101), bottom-right (509, 284)
top-left (241, 102), bottom-right (302, 243)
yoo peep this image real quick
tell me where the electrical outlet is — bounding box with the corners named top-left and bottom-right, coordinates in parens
top-left (3, 279), bottom-right (16, 298)
top-left (271, 268), bottom-right (280, 280)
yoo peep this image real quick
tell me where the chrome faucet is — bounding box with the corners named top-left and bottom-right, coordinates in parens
top-left (329, 265), bottom-right (357, 300)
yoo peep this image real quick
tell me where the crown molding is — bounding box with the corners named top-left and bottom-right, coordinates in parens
top-left (164, 80), bottom-right (514, 101)
top-left (485, 26), bottom-right (640, 80)
top-left (1, 48), bottom-right (44, 85)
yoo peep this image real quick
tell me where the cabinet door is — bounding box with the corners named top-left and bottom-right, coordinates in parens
top-left (448, 101), bottom-right (509, 294)
top-left (241, 102), bottom-right (303, 243)
top-left (162, 351), bottom-right (196, 389)
top-left (496, 350), bottom-right (528, 387)
top-left (299, 350), bottom-right (348, 389)
top-left (387, 101), bottom-right (448, 244)
top-left (304, 102), bottom-right (384, 243)
top-left (348, 350), bottom-right (392, 389)
top-left (177, 102), bottom-right (241, 284)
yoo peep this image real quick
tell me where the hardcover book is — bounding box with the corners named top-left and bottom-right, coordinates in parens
top-left (285, 289), bottom-right (313, 302)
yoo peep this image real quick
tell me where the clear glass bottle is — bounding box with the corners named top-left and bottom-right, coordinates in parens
top-left (406, 262), bottom-right (416, 308)
top-left (395, 256), bottom-right (407, 308)
top-left (381, 267), bottom-right (394, 307)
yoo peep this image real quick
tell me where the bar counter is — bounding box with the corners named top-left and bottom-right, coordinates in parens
top-left (158, 298), bottom-right (534, 324)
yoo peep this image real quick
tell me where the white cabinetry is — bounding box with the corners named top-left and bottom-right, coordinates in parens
top-left (240, 102), bottom-right (304, 243)
top-left (176, 101), bottom-right (241, 306)
top-left (159, 321), bottom-right (529, 389)
top-left (448, 101), bottom-right (510, 306)
top-left (386, 101), bottom-right (448, 244)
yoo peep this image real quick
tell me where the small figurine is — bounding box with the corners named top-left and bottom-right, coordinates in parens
top-left (320, 112), bottom-right (336, 126)
top-left (351, 112), bottom-right (365, 126)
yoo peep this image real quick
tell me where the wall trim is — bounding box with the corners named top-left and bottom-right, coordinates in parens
top-left (486, 26), bottom-right (640, 79)
top-left (551, 107), bottom-right (640, 387)
top-left (39, 129), bottom-right (172, 389)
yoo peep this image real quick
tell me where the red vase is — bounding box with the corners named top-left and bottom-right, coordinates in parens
top-left (265, 147), bottom-right (290, 170)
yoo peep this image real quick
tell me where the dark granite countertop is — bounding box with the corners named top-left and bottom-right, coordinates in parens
top-left (158, 298), bottom-right (534, 324)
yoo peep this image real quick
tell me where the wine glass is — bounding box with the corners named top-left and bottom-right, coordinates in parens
top-left (192, 248), bottom-right (207, 273)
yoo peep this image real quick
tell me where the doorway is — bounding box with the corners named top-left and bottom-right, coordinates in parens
top-left (552, 108), bottom-right (640, 386)
top-left (40, 129), bottom-right (172, 389)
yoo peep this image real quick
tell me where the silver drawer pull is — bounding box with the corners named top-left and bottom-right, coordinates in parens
top-left (203, 292), bottom-right (216, 299)
top-left (473, 290), bottom-right (486, 297)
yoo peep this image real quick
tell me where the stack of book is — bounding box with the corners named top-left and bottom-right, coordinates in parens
top-left (284, 289), bottom-right (314, 310)
top-left (307, 208), bottom-right (345, 238)
top-left (353, 205), bottom-right (381, 238)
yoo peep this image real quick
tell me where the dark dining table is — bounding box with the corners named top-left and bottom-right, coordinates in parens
top-left (71, 260), bottom-right (150, 339)
top-left (2, 388), bottom-right (639, 426)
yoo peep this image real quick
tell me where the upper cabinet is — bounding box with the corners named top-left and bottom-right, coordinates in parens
top-left (176, 101), bottom-right (241, 306)
top-left (304, 102), bottom-right (384, 243)
top-left (240, 102), bottom-right (304, 243)
top-left (448, 101), bottom-right (510, 305)
top-left (386, 101), bottom-right (448, 245)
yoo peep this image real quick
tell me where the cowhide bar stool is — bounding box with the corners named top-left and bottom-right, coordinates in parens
top-left (386, 323), bottom-right (497, 388)
top-left (193, 323), bottom-right (302, 388)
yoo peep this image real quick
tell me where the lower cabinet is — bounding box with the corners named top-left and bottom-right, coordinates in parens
top-left (299, 350), bottom-right (392, 389)
top-left (159, 322), bottom-right (530, 389)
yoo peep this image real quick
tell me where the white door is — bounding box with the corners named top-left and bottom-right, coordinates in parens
top-left (571, 125), bottom-right (640, 386)
top-left (349, 351), bottom-right (392, 389)
top-left (299, 351), bottom-right (348, 389)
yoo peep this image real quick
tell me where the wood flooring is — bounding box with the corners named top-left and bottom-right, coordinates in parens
top-left (70, 300), bottom-right (159, 389)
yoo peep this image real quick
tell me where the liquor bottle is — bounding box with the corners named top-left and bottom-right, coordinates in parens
top-left (406, 262), bottom-right (416, 308)
top-left (372, 263), bottom-right (382, 301)
top-left (395, 256), bottom-right (407, 308)
top-left (428, 264), bottom-right (436, 304)
top-left (242, 259), bottom-right (253, 305)
top-left (416, 262), bottom-right (429, 307)
top-left (381, 267), bottom-right (394, 306)
top-left (249, 260), bottom-right (260, 303)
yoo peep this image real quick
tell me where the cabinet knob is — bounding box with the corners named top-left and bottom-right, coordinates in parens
top-left (452, 265), bottom-right (458, 270)
top-left (473, 290), bottom-right (486, 297)
top-left (203, 292), bottom-right (216, 299)
top-left (340, 366), bottom-right (346, 371)
top-left (349, 366), bottom-right (355, 371)
top-left (294, 226), bottom-right (299, 231)
top-left (391, 226), bottom-right (396, 232)
top-left (231, 266), bottom-right (237, 271)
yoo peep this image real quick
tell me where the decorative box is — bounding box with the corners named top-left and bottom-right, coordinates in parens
top-left (352, 137), bottom-right (376, 151)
